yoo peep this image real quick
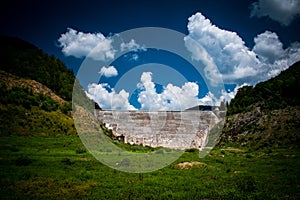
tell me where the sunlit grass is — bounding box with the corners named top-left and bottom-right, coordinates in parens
top-left (0, 136), bottom-right (299, 199)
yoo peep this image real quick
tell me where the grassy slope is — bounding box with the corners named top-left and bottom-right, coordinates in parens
top-left (0, 136), bottom-right (299, 199)
top-left (0, 71), bottom-right (75, 136)
top-left (0, 105), bottom-right (76, 136)
top-left (0, 36), bottom-right (76, 136)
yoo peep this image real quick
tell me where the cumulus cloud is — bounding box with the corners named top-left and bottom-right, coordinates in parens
top-left (131, 53), bottom-right (139, 61)
top-left (185, 12), bottom-right (259, 85)
top-left (219, 83), bottom-right (249, 104)
top-left (137, 72), bottom-right (222, 110)
top-left (124, 53), bottom-right (140, 61)
top-left (253, 31), bottom-right (300, 78)
top-left (250, 0), bottom-right (300, 26)
top-left (86, 71), bottom-right (235, 111)
top-left (184, 36), bottom-right (223, 86)
top-left (185, 12), bottom-right (300, 85)
top-left (58, 28), bottom-right (115, 60)
top-left (86, 83), bottom-right (136, 110)
top-left (98, 66), bottom-right (118, 78)
top-left (253, 31), bottom-right (284, 63)
top-left (120, 39), bottom-right (146, 52)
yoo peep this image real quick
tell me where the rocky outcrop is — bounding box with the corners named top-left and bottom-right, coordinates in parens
top-left (221, 106), bottom-right (300, 148)
top-left (0, 70), bottom-right (65, 104)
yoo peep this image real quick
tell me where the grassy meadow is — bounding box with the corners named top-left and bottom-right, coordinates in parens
top-left (0, 135), bottom-right (299, 199)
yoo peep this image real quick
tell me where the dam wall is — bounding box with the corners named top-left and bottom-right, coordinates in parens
top-left (95, 110), bottom-right (220, 150)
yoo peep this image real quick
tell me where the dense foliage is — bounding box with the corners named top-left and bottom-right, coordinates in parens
top-left (0, 85), bottom-right (72, 113)
top-left (0, 36), bottom-right (75, 136)
top-left (227, 61), bottom-right (300, 115)
top-left (0, 36), bottom-right (75, 101)
top-left (0, 85), bottom-right (75, 136)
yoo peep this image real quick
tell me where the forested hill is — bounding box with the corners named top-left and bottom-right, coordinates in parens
top-left (227, 61), bottom-right (300, 115)
top-left (221, 61), bottom-right (300, 149)
top-left (0, 36), bottom-right (76, 136)
top-left (0, 36), bottom-right (74, 100)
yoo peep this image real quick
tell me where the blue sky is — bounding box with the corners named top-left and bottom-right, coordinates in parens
top-left (1, 0), bottom-right (300, 110)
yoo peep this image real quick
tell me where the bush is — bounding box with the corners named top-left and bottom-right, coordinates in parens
top-left (185, 148), bottom-right (198, 153)
top-left (15, 156), bottom-right (33, 166)
top-left (61, 157), bottom-right (74, 165)
top-left (75, 146), bottom-right (87, 154)
top-left (60, 102), bottom-right (72, 115)
top-left (236, 176), bottom-right (256, 193)
top-left (155, 149), bottom-right (164, 154)
top-left (41, 98), bottom-right (59, 111)
top-left (9, 145), bottom-right (19, 152)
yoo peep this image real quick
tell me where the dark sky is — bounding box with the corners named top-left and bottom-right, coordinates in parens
top-left (1, 0), bottom-right (299, 70)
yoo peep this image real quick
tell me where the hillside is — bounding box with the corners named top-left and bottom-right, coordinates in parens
top-left (221, 61), bottom-right (300, 149)
top-left (227, 61), bottom-right (300, 115)
top-left (0, 70), bottom-right (75, 136)
top-left (0, 36), bottom-right (74, 100)
top-left (0, 36), bottom-right (76, 136)
top-left (0, 70), bottom-right (65, 104)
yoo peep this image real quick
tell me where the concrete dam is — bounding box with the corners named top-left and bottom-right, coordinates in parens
top-left (95, 108), bottom-right (222, 150)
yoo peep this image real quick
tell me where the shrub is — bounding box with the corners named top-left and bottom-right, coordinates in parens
top-left (15, 156), bottom-right (33, 166)
top-left (59, 102), bottom-right (72, 115)
top-left (41, 98), bottom-right (59, 111)
top-left (61, 157), bottom-right (74, 165)
top-left (155, 149), bottom-right (164, 154)
top-left (236, 176), bottom-right (256, 193)
top-left (185, 148), bottom-right (198, 153)
top-left (75, 146), bottom-right (87, 154)
top-left (9, 145), bottom-right (19, 152)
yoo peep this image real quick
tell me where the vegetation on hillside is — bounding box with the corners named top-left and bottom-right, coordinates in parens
top-left (221, 61), bottom-right (300, 149)
top-left (227, 61), bottom-right (300, 115)
top-left (0, 82), bottom-right (75, 136)
top-left (0, 36), bottom-right (75, 101)
top-left (0, 37), bottom-right (76, 136)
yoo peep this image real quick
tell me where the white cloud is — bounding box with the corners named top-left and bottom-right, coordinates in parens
top-left (253, 30), bottom-right (300, 78)
top-left (219, 83), bottom-right (249, 104)
top-left (250, 0), bottom-right (300, 26)
top-left (253, 31), bottom-right (284, 63)
top-left (124, 53), bottom-right (140, 61)
top-left (58, 28), bottom-right (115, 60)
top-left (131, 53), bottom-right (139, 61)
top-left (185, 12), bottom-right (260, 85)
top-left (120, 39), bottom-right (146, 52)
top-left (98, 66), bottom-right (118, 78)
top-left (185, 12), bottom-right (300, 85)
top-left (184, 36), bottom-right (223, 86)
top-left (86, 83), bottom-right (136, 110)
top-left (86, 71), bottom-right (236, 111)
top-left (137, 72), bottom-right (223, 110)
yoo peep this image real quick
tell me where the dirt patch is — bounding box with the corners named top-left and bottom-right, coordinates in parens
top-left (176, 161), bottom-right (206, 169)
top-left (75, 157), bottom-right (92, 161)
top-left (221, 147), bottom-right (245, 152)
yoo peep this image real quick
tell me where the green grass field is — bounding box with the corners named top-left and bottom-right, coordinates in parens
top-left (0, 135), bottom-right (299, 199)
